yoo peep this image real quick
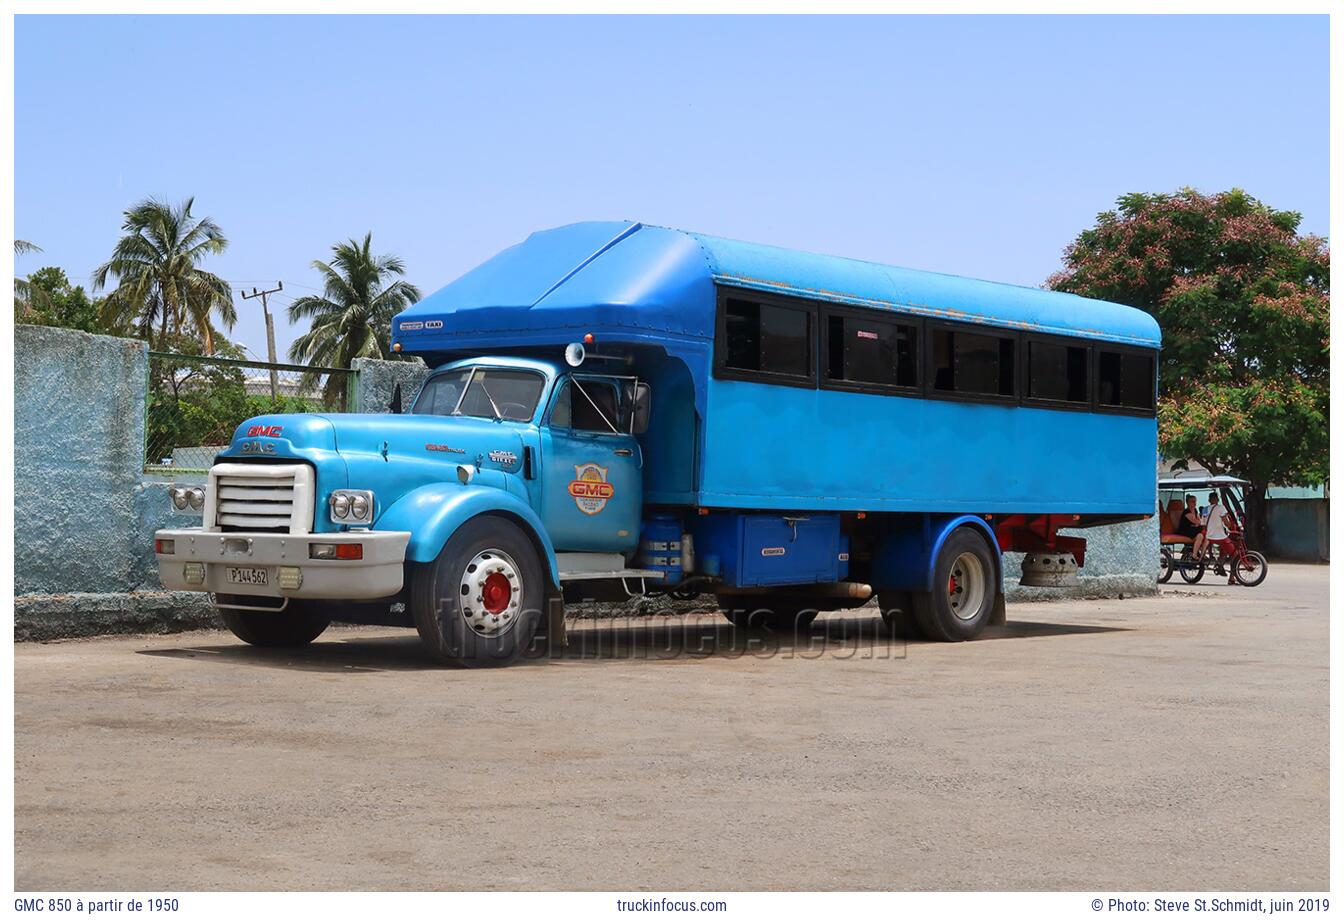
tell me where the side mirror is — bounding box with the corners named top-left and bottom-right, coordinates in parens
top-left (389, 382), bottom-right (403, 415)
top-left (631, 383), bottom-right (651, 435)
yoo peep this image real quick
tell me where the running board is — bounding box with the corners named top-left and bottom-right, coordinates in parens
top-left (556, 552), bottom-right (666, 583)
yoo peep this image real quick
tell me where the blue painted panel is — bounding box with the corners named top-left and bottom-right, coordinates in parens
top-left (698, 379), bottom-right (1157, 515)
top-left (693, 513), bottom-right (841, 588)
top-left (537, 424), bottom-right (642, 553)
top-left (377, 480), bottom-right (560, 584)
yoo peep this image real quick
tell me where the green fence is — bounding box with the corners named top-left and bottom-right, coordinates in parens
top-left (144, 352), bottom-right (356, 473)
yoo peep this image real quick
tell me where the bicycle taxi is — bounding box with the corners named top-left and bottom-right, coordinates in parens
top-left (1157, 474), bottom-right (1269, 586)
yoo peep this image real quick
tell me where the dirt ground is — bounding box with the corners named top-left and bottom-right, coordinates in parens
top-left (14, 564), bottom-right (1328, 891)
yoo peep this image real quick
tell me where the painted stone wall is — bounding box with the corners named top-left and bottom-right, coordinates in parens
top-left (1003, 516), bottom-right (1159, 600)
top-left (1266, 499), bottom-right (1329, 562)
top-left (14, 325), bottom-right (212, 638)
top-left (351, 355), bottom-right (428, 414)
top-left (13, 343), bottom-right (427, 638)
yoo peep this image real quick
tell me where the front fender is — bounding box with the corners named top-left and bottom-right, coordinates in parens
top-left (872, 513), bottom-right (1001, 592)
top-left (376, 483), bottom-right (560, 585)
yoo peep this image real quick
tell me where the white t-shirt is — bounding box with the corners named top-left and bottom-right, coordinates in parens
top-left (1204, 503), bottom-right (1230, 540)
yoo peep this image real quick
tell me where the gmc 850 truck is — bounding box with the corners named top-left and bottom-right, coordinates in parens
top-left (155, 221), bottom-right (1159, 666)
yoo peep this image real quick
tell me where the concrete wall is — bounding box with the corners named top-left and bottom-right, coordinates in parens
top-left (15, 326), bottom-right (214, 638)
top-left (1003, 516), bottom-right (1159, 600)
top-left (351, 356), bottom-right (428, 413)
top-left (12, 338), bottom-right (429, 639)
top-left (1266, 499), bottom-right (1329, 563)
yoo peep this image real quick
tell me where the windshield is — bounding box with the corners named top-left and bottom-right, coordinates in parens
top-left (412, 367), bottom-right (546, 422)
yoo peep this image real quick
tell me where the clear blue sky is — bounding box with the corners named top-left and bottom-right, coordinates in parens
top-left (15, 14), bottom-right (1329, 362)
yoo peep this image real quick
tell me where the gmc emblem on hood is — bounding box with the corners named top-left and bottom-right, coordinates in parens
top-left (246, 425), bottom-right (284, 437)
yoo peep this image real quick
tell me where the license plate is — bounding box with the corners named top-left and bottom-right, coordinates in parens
top-left (226, 566), bottom-right (269, 586)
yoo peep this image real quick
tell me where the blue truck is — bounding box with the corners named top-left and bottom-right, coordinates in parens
top-left (155, 221), bottom-right (1160, 666)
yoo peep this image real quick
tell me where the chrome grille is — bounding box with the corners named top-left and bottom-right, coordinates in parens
top-left (207, 462), bottom-right (315, 534)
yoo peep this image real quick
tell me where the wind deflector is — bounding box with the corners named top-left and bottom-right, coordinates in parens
top-left (398, 221), bottom-right (641, 320)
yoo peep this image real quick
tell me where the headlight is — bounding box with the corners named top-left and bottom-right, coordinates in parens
top-left (171, 486), bottom-right (205, 514)
top-left (329, 490), bottom-right (374, 525)
top-left (350, 493), bottom-right (370, 520)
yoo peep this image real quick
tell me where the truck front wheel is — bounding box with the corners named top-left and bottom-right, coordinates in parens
top-left (910, 528), bottom-right (999, 642)
top-left (216, 597), bottom-right (331, 647)
top-left (410, 516), bottom-right (545, 667)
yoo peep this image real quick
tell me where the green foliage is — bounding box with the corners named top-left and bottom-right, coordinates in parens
top-left (15, 266), bottom-right (120, 335)
top-left (1049, 188), bottom-right (1329, 492)
top-left (286, 232), bottom-right (421, 407)
top-left (13, 239), bottom-right (43, 318)
top-left (145, 338), bottom-right (335, 469)
top-left (93, 197), bottom-right (236, 354)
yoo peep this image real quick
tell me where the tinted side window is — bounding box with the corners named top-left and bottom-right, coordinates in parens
top-left (1099, 350), bottom-right (1155, 411)
top-left (723, 300), bottom-right (761, 371)
top-left (1029, 340), bottom-right (1088, 403)
top-left (931, 328), bottom-right (1015, 397)
top-left (722, 298), bottom-right (811, 379)
top-left (826, 314), bottom-right (917, 388)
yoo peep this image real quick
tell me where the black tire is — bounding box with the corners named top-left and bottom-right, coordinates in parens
top-left (910, 528), bottom-right (998, 642)
top-left (718, 595), bottom-right (819, 632)
top-left (1158, 548), bottom-right (1175, 584)
top-left (215, 596), bottom-right (331, 647)
top-left (1179, 555), bottom-right (1206, 583)
top-left (410, 515), bottom-right (545, 667)
top-left (1233, 551), bottom-right (1269, 587)
top-left (877, 589), bottom-right (924, 639)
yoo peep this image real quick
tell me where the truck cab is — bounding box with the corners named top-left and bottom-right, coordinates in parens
top-left (155, 352), bottom-right (665, 665)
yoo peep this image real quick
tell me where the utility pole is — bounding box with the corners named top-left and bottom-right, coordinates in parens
top-left (241, 282), bottom-right (283, 402)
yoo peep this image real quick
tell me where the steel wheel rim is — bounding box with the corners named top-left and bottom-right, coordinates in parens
top-left (947, 552), bottom-right (986, 621)
top-left (460, 548), bottom-right (523, 636)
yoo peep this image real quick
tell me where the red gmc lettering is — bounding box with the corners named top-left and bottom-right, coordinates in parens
top-left (568, 482), bottom-right (615, 499)
top-left (246, 425), bottom-right (284, 437)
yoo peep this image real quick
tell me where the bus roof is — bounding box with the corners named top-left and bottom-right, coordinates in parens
top-left (393, 221), bottom-right (1162, 355)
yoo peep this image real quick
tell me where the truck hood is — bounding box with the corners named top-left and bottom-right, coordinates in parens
top-left (221, 412), bottom-right (527, 473)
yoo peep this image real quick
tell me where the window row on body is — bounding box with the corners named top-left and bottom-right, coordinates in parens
top-left (715, 294), bottom-right (1156, 414)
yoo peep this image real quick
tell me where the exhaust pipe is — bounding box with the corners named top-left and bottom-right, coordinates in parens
top-left (717, 581), bottom-right (873, 600)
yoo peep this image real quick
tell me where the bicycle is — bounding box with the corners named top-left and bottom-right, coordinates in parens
top-left (1158, 525), bottom-right (1268, 587)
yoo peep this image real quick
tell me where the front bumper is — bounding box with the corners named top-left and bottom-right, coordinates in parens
top-left (154, 528), bottom-right (411, 600)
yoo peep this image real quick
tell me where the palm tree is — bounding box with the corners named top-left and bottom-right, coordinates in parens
top-left (287, 233), bottom-right (421, 407)
top-left (14, 239), bottom-right (42, 320)
top-left (92, 197), bottom-right (235, 352)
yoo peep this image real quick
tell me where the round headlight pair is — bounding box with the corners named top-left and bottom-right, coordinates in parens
top-left (329, 490), bottom-right (374, 524)
top-left (171, 486), bottom-right (205, 511)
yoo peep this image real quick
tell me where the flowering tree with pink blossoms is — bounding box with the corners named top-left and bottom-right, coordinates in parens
top-left (1048, 188), bottom-right (1328, 542)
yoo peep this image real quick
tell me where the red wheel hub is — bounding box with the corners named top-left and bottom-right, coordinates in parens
top-left (481, 571), bottom-right (512, 614)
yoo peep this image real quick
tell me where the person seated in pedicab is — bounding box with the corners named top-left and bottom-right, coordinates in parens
top-left (1176, 494), bottom-right (1204, 543)
top-left (1160, 499), bottom-right (1193, 545)
top-left (1193, 491), bottom-right (1237, 585)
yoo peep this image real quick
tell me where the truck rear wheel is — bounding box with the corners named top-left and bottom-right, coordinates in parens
top-left (910, 528), bottom-right (998, 642)
top-left (216, 596), bottom-right (331, 647)
top-left (410, 516), bottom-right (544, 667)
top-left (718, 595), bottom-right (819, 631)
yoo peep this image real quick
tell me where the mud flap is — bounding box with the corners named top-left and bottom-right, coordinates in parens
top-left (990, 591), bottom-right (1007, 626)
top-left (542, 593), bottom-right (568, 649)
